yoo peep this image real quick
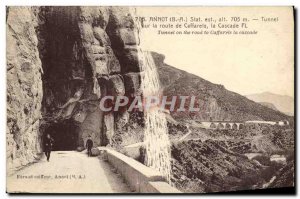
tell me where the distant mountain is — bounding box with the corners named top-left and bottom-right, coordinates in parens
top-left (246, 92), bottom-right (294, 116)
top-left (151, 52), bottom-right (292, 122)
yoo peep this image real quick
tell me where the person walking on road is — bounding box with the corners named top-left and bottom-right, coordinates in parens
top-left (44, 133), bottom-right (54, 162)
top-left (86, 135), bottom-right (93, 157)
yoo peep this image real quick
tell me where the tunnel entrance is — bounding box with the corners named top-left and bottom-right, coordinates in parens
top-left (44, 119), bottom-right (79, 151)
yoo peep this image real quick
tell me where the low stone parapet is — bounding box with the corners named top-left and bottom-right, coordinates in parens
top-left (98, 147), bottom-right (181, 193)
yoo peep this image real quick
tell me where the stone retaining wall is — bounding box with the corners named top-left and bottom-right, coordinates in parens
top-left (98, 147), bottom-right (181, 193)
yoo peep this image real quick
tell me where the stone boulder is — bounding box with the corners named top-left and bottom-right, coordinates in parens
top-left (91, 147), bottom-right (101, 156)
top-left (76, 146), bottom-right (85, 152)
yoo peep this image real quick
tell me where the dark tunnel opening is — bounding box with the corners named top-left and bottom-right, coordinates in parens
top-left (44, 119), bottom-right (79, 151)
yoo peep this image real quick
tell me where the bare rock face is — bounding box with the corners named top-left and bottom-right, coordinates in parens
top-left (7, 7), bottom-right (43, 172)
top-left (108, 75), bottom-right (125, 96)
top-left (106, 7), bottom-right (141, 74)
top-left (78, 7), bottom-right (121, 77)
top-left (124, 72), bottom-right (142, 96)
top-left (78, 6), bottom-right (143, 147)
top-left (79, 107), bottom-right (104, 147)
top-left (7, 6), bottom-right (144, 171)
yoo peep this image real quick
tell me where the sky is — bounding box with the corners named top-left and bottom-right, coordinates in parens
top-left (136, 7), bottom-right (294, 97)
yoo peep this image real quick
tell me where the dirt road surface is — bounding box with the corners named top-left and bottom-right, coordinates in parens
top-left (7, 151), bottom-right (131, 193)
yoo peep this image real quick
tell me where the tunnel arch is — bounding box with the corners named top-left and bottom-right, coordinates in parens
top-left (239, 124), bottom-right (244, 129)
top-left (217, 123), bottom-right (225, 129)
top-left (210, 123), bottom-right (216, 129)
top-left (43, 119), bottom-right (80, 151)
top-left (225, 123), bottom-right (231, 129)
top-left (232, 123), bottom-right (238, 130)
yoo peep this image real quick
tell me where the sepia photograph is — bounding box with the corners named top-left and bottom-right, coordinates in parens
top-left (5, 5), bottom-right (295, 194)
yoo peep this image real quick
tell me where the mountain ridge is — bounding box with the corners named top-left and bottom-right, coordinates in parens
top-left (246, 92), bottom-right (294, 116)
top-left (151, 52), bottom-right (292, 122)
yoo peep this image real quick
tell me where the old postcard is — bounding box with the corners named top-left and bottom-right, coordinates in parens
top-left (6, 6), bottom-right (294, 194)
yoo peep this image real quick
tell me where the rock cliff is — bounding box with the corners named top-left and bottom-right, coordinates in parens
top-left (7, 7), bottom-right (43, 172)
top-left (37, 6), bottom-right (143, 150)
top-left (7, 6), bottom-right (143, 171)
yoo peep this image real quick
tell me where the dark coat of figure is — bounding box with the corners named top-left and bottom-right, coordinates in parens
top-left (44, 134), bottom-right (54, 162)
top-left (86, 136), bottom-right (93, 157)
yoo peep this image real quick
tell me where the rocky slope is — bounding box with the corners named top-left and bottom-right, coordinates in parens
top-left (150, 52), bottom-right (294, 193)
top-left (170, 124), bottom-right (294, 193)
top-left (135, 51), bottom-right (295, 192)
top-left (152, 52), bottom-right (292, 122)
top-left (259, 102), bottom-right (278, 111)
top-left (269, 159), bottom-right (294, 188)
top-left (171, 139), bottom-right (260, 193)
